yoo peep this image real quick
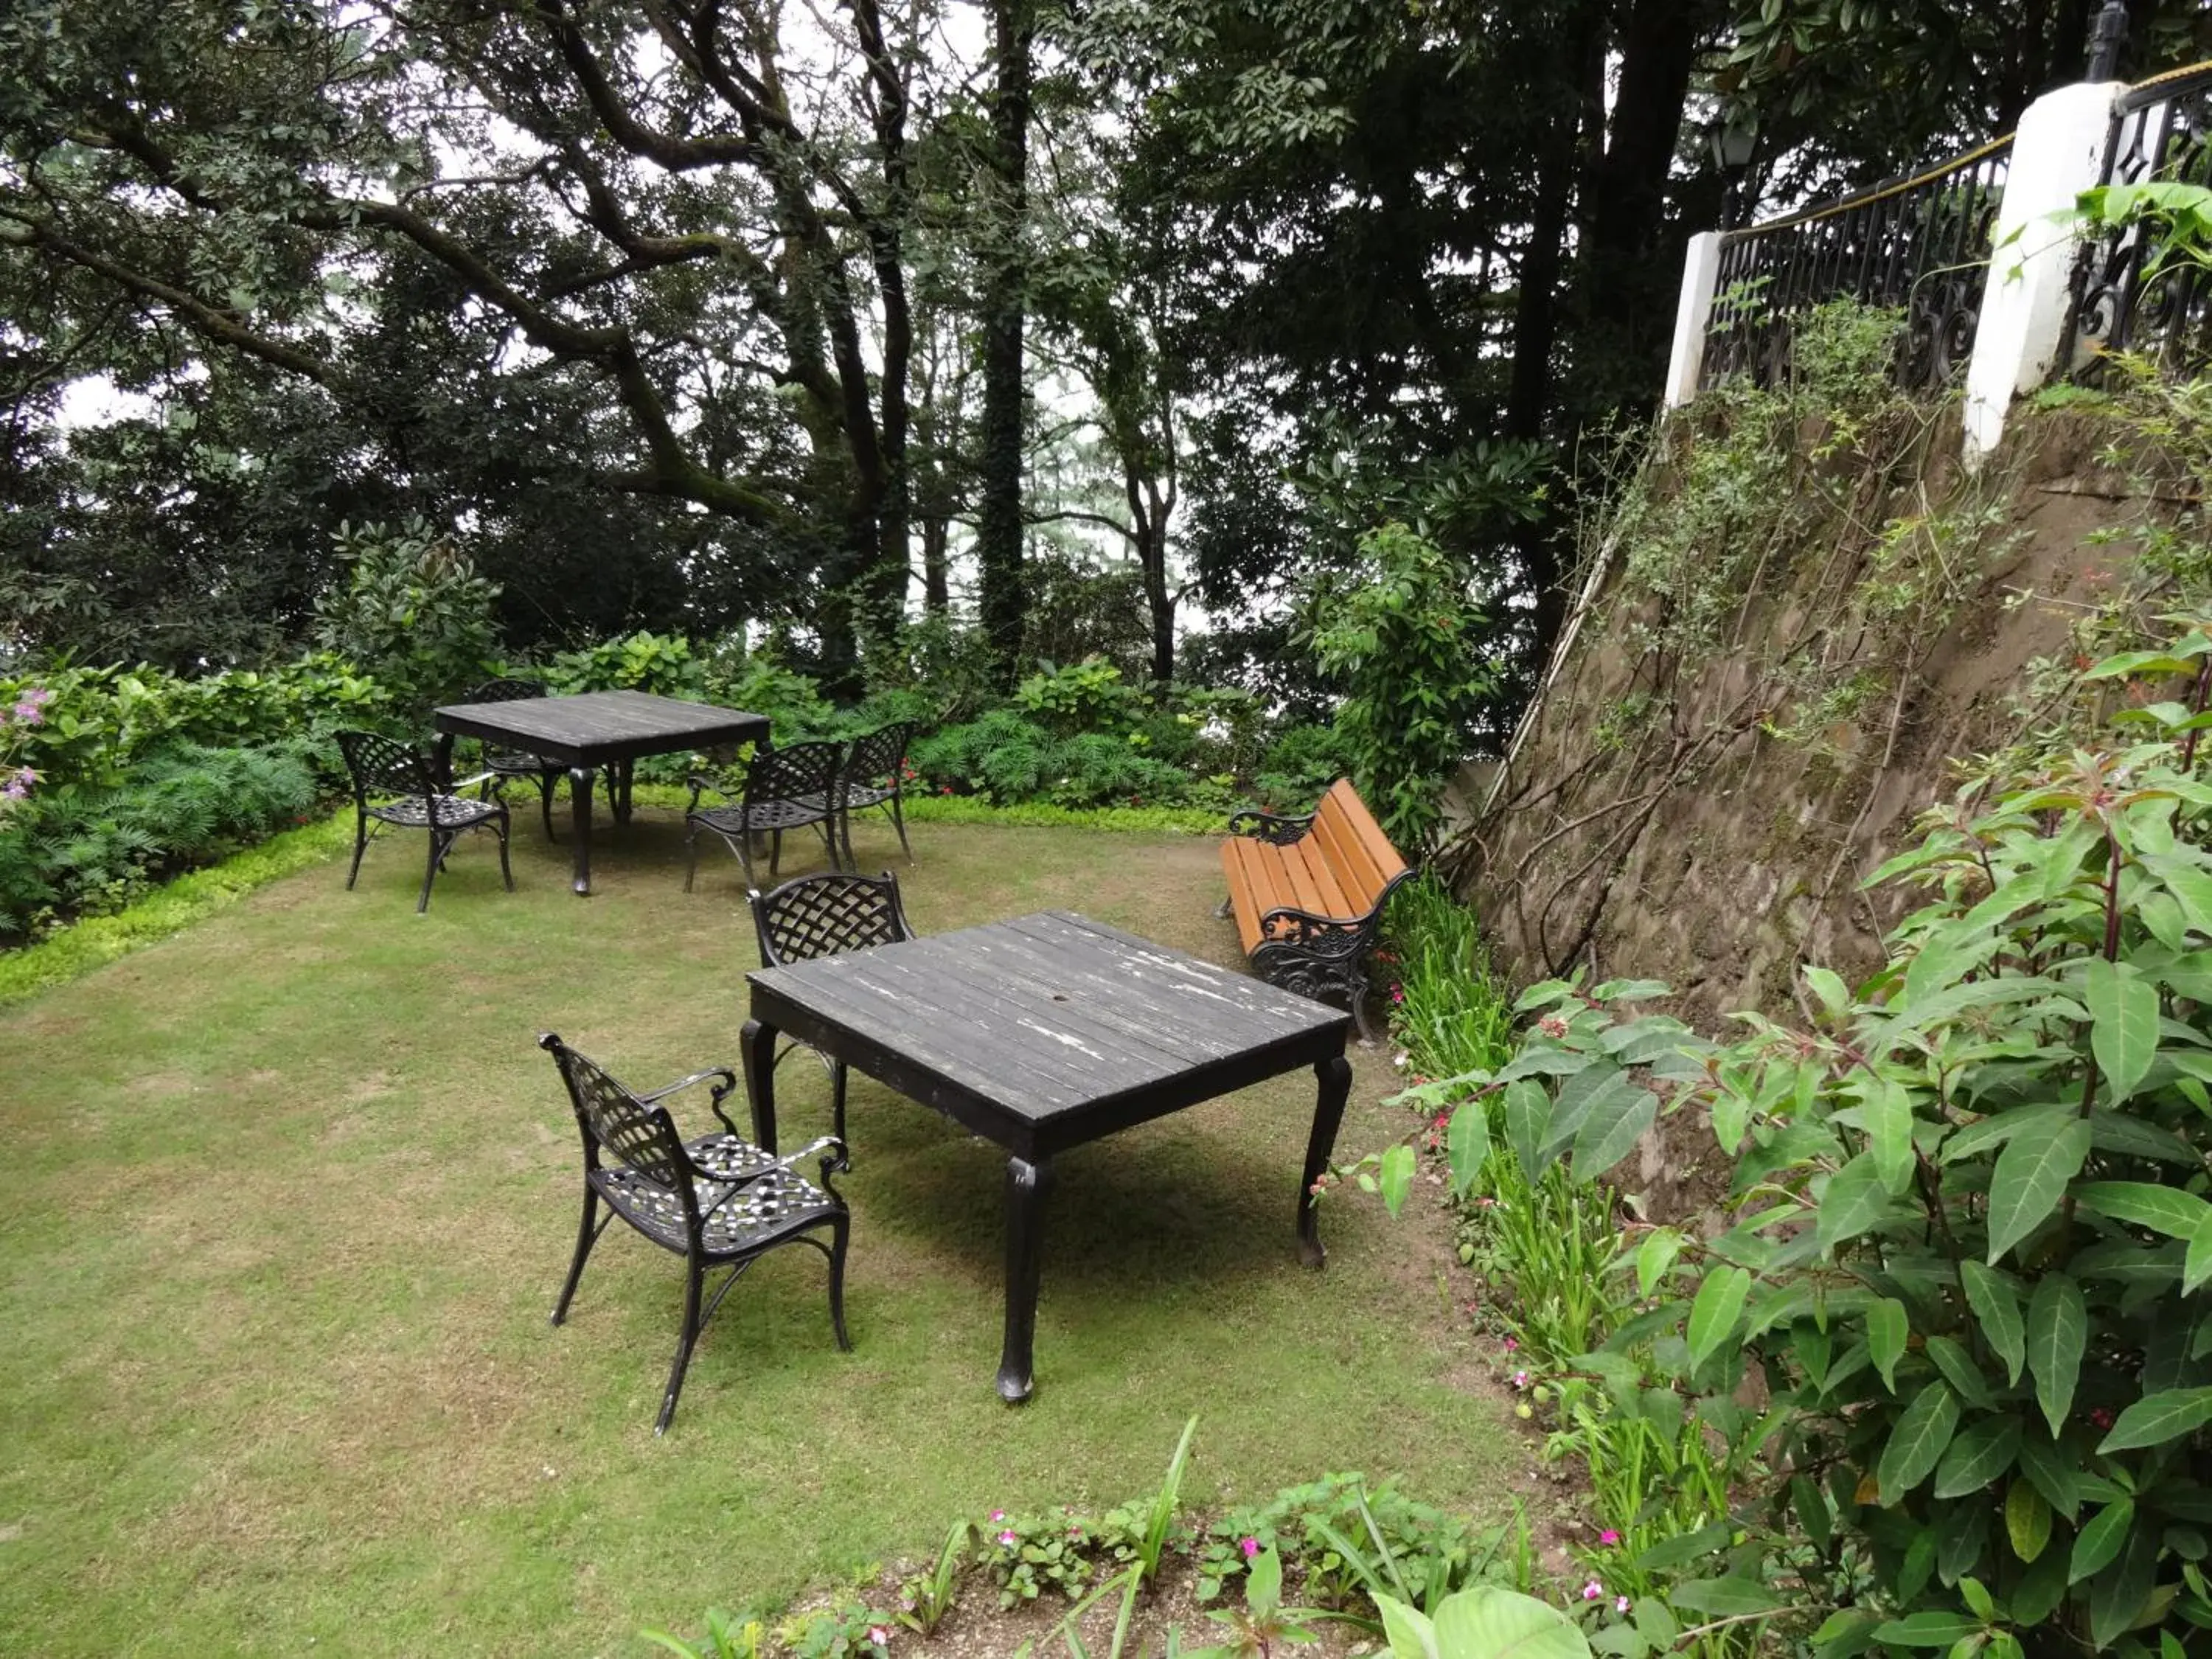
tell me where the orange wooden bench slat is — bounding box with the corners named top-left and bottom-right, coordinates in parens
top-left (1308, 799), bottom-right (1384, 914)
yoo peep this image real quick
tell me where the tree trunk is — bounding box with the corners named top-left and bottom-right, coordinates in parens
top-left (975, 0), bottom-right (1033, 689)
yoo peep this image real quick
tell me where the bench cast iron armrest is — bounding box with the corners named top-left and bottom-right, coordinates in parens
top-left (1254, 904), bottom-right (1373, 950)
top-left (1227, 807), bottom-right (1315, 845)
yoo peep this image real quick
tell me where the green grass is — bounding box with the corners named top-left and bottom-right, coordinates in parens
top-left (0, 808), bottom-right (1518, 1656)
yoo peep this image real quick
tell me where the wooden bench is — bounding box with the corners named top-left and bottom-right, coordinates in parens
top-left (1220, 779), bottom-right (1411, 1042)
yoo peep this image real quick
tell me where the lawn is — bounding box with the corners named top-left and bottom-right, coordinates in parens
top-left (0, 810), bottom-right (1519, 1656)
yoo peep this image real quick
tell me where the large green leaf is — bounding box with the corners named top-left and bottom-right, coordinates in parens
top-left (1665, 1577), bottom-right (1785, 1617)
top-left (1869, 1612), bottom-right (1984, 1646)
top-left (2026, 1273), bottom-right (2087, 1437)
top-left (2097, 1386), bottom-right (2212, 1453)
top-left (1817, 1153), bottom-right (1895, 1252)
top-left (1866, 1298), bottom-right (1907, 1393)
top-left (1384, 1584), bottom-right (1595, 1659)
top-left (1865, 1077), bottom-right (1916, 1194)
top-left (1877, 1382), bottom-right (1961, 1506)
top-left (1572, 1082), bottom-right (1656, 1178)
top-left (2016, 1433), bottom-right (2081, 1524)
top-left (2189, 1212), bottom-right (2212, 1296)
top-left (1379, 1144), bottom-right (1415, 1218)
top-left (2084, 959), bottom-right (2160, 1105)
top-left (1541, 1062), bottom-right (1629, 1155)
top-left (1445, 1099), bottom-right (1489, 1197)
top-left (2006, 1478), bottom-right (2053, 1563)
top-left (2070, 1498), bottom-right (2135, 1585)
top-left (2073, 1180), bottom-right (2212, 1239)
top-left (1923, 1335), bottom-right (1994, 1409)
top-left (1960, 1261), bottom-right (2026, 1385)
top-left (1686, 1267), bottom-right (1751, 1373)
top-left (2089, 1527), bottom-right (2159, 1652)
top-left (1987, 1116), bottom-right (2092, 1263)
top-left (1505, 1079), bottom-right (1551, 1184)
top-left (1933, 1413), bottom-right (2022, 1499)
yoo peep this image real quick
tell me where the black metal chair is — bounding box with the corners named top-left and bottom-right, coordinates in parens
top-left (684, 739), bottom-right (845, 891)
top-left (539, 1033), bottom-right (849, 1434)
top-left (335, 729), bottom-right (512, 913)
top-left (748, 870), bottom-right (915, 1166)
top-left (463, 676), bottom-right (565, 841)
top-left (833, 721), bottom-right (919, 869)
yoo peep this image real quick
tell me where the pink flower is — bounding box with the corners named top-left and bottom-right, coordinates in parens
top-left (1582, 1581), bottom-right (1604, 1601)
top-left (1309, 1179), bottom-right (1326, 1196)
top-left (990, 1509), bottom-right (1006, 1522)
top-left (1239, 1536), bottom-right (1261, 1559)
top-left (2089, 1407), bottom-right (2116, 1430)
top-left (1599, 1528), bottom-right (1619, 1546)
top-left (1391, 987), bottom-right (1405, 1004)
top-left (1538, 1015), bottom-right (1570, 1039)
top-left (998, 1529), bottom-right (1017, 1547)
top-left (1512, 1370), bottom-right (1530, 1389)
top-left (1503, 1338), bottom-right (1518, 1354)
top-left (869, 1627), bottom-right (892, 1647)
top-left (1615, 1596), bottom-right (1631, 1614)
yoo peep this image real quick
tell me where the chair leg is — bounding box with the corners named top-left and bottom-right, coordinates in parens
top-left (734, 825), bottom-right (758, 889)
top-left (496, 813), bottom-right (515, 892)
top-left (346, 810), bottom-right (369, 889)
top-left (831, 1060), bottom-right (851, 1171)
top-left (819, 819), bottom-right (843, 872)
top-left (769, 828), bottom-right (782, 877)
top-left (417, 831), bottom-right (442, 913)
top-left (840, 810), bottom-right (858, 872)
top-left (657, 1256), bottom-right (707, 1435)
top-left (538, 771), bottom-right (558, 841)
top-left (826, 1213), bottom-right (852, 1352)
top-left (1349, 967), bottom-right (1381, 1047)
top-left (890, 795), bottom-right (913, 863)
top-left (551, 1188), bottom-right (602, 1325)
top-left (684, 821), bottom-right (702, 893)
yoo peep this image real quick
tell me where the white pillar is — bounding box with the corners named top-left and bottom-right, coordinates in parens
top-left (1663, 231), bottom-right (1725, 408)
top-left (1964, 80), bottom-right (2122, 464)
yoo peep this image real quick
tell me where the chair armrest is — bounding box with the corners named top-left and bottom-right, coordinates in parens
top-left (1227, 808), bottom-right (1315, 845)
top-left (686, 773), bottom-right (737, 813)
top-left (446, 769), bottom-right (499, 795)
top-left (637, 1067), bottom-right (740, 1105)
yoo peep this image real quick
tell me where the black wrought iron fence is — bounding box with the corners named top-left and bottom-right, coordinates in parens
top-left (1700, 138), bottom-right (2014, 394)
top-left (2069, 62), bottom-right (2212, 375)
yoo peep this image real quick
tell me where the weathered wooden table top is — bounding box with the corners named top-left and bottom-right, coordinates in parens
top-left (431, 689), bottom-right (769, 764)
top-left (745, 910), bottom-right (1349, 1138)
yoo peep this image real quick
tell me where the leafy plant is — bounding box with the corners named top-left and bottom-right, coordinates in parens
top-left (1433, 616), bottom-right (2212, 1653)
top-left (1016, 656), bottom-right (1140, 736)
top-left (543, 630), bottom-right (706, 701)
top-left (641, 1608), bottom-right (766, 1658)
top-left (773, 1600), bottom-right (892, 1659)
top-left (1304, 522), bottom-right (1498, 856)
top-left (896, 1519), bottom-right (970, 1636)
top-left (1371, 1584), bottom-right (1591, 1659)
top-left (1181, 1544), bottom-right (1321, 1658)
top-left (313, 519), bottom-right (501, 714)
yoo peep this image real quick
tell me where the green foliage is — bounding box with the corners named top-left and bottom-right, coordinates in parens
top-left (1431, 618), bottom-right (2212, 1653)
top-left (895, 1521), bottom-right (970, 1638)
top-left (1015, 656), bottom-right (1141, 736)
top-left (1305, 523), bottom-right (1497, 856)
top-left (1372, 1583), bottom-right (1592, 1659)
top-left (1180, 1544), bottom-right (1321, 1658)
top-left (1252, 723), bottom-right (1355, 812)
top-left (313, 520), bottom-right (501, 716)
top-left (771, 1601), bottom-right (890, 1659)
top-left (543, 630), bottom-right (708, 701)
top-left (0, 742), bottom-right (319, 940)
top-left (641, 1608), bottom-right (768, 1659)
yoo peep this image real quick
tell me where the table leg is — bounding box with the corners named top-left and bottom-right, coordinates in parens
top-left (613, 759), bottom-right (636, 825)
top-left (997, 1155), bottom-right (1055, 1403)
top-left (1298, 1052), bottom-right (1352, 1268)
top-left (568, 765), bottom-right (596, 896)
top-left (741, 1018), bottom-right (779, 1152)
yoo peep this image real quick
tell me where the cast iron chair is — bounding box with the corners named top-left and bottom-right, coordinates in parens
top-left (462, 676), bottom-right (566, 840)
top-left (539, 1032), bottom-right (849, 1435)
top-left (832, 721), bottom-right (919, 869)
top-left (335, 729), bottom-right (512, 913)
top-left (684, 739), bottom-right (845, 891)
top-left (748, 869), bottom-right (916, 1167)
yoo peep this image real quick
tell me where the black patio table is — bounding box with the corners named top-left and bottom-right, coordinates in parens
top-left (432, 689), bottom-right (770, 896)
top-left (740, 908), bottom-right (1354, 1402)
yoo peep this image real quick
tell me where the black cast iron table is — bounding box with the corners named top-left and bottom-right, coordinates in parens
top-left (432, 689), bottom-right (770, 896)
top-left (740, 909), bottom-right (1354, 1402)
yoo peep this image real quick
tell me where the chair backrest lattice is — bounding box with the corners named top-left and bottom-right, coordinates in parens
top-left (750, 872), bottom-right (913, 967)
top-left (336, 729), bottom-right (438, 803)
top-left (538, 1034), bottom-right (689, 1196)
top-left (468, 677), bottom-right (546, 704)
top-left (744, 739), bottom-right (842, 806)
top-left (838, 722), bottom-right (917, 800)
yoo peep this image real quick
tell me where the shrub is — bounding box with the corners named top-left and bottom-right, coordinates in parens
top-left (1014, 655), bottom-right (1140, 736)
top-left (543, 630), bottom-right (706, 700)
top-left (0, 742), bottom-right (318, 940)
top-left (911, 709), bottom-right (1060, 804)
top-left (314, 520), bottom-right (501, 714)
top-left (1304, 522), bottom-right (1497, 854)
top-left (1253, 722), bottom-right (1356, 810)
top-left (1422, 618), bottom-right (2212, 1654)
